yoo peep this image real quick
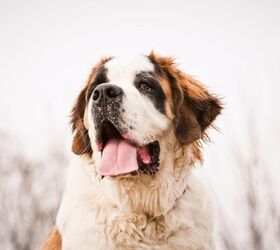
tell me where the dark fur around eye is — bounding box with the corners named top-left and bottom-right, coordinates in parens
top-left (134, 72), bottom-right (166, 114)
top-left (87, 66), bottom-right (108, 100)
top-left (135, 72), bottom-right (157, 91)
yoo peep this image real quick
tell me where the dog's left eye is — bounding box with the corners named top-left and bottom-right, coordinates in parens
top-left (139, 81), bottom-right (153, 92)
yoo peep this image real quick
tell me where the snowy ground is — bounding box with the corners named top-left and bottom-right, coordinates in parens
top-left (0, 1), bottom-right (279, 249)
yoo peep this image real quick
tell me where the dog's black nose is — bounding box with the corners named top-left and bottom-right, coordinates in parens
top-left (92, 84), bottom-right (123, 105)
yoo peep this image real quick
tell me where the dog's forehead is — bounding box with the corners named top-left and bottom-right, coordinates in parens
top-left (104, 55), bottom-right (154, 82)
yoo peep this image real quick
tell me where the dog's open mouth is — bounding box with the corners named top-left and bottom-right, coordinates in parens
top-left (96, 121), bottom-right (160, 177)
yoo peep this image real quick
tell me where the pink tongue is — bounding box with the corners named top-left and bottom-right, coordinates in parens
top-left (98, 139), bottom-right (138, 176)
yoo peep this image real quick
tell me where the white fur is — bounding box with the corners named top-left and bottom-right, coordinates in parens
top-left (56, 148), bottom-right (214, 250)
top-left (106, 55), bottom-right (154, 83)
top-left (56, 55), bottom-right (215, 250)
top-left (103, 55), bottom-right (169, 146)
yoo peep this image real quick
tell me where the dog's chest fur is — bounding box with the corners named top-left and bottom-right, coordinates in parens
top-left (56, 156), bottom-right (214, 250)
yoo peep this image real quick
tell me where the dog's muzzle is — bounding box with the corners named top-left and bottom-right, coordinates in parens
top-left (90, 83), bottom-right (160, 177)
top-left (91, 83), bottom-right (124, 144)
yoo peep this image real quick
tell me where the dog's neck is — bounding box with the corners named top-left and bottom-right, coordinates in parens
top-left (88, 140), bottom-right (201, 218)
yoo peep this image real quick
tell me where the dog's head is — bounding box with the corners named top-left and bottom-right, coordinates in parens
top-left (71, 53), bottom-right (222, 178)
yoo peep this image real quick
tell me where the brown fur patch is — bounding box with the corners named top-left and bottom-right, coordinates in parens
top-left (148, 51), bottom-right (222, 145)
top-left (84, 57), bottom-right (112, 87)
top-left (71, 57), bottom-right (111, 156)
top-left (71, 85), bottom-right (92, 155)
top-left (40, 227), bottom-right (62, 250)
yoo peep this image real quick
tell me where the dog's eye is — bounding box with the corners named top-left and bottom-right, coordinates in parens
top-left (139, 81), bottom-right (153, 92)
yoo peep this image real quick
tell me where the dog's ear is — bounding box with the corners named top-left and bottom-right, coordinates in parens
top-left (173, 75), bottom-right (222, 144)
top-left (149, 52), bottom-right (222, 144)
top-left (70, 57), bottom-right (111, 156)
top-left (71, 85), bottom-right (92, 155)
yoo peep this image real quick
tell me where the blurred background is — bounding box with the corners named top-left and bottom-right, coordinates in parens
top-left (0, 0), bottom-right (279, 249)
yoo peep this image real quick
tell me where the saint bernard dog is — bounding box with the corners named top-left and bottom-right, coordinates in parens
top-left (41, 52), bottom-right (222, 250)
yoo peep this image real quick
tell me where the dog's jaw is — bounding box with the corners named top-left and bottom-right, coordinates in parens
top-left (91, 129), bottom-right (197, 217)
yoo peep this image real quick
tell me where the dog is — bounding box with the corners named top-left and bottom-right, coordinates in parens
top-left (41, 52), bottom-right (222, 250)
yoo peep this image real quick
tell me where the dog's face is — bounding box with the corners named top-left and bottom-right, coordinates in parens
top-left (71, 53), bottom-right (222, 178)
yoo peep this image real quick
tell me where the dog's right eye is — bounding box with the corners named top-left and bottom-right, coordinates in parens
top-left (138, 81), bottom-right (153, 92)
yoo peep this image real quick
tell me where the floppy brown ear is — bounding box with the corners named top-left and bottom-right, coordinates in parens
top-left (70, 57), bottom-right (111, 156)
top-left (149, 52), bottom-right (222, 144)
top-left (71, 85), bottom-right (92, 155)
top-left (173, 76), bottom-right (222, 144)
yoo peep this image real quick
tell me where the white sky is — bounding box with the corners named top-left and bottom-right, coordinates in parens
top-left (0, 0), bottom-right (280, 164)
